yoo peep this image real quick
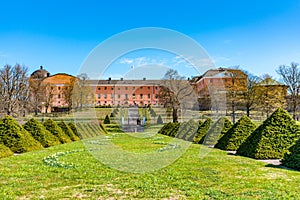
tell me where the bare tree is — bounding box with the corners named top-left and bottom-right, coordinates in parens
top-left (157, 69), bottom-right (195, 123)
top-left (226, 70), bottom-right (247, 123)
top-left (43, 83), bottom-right (55, 113)
top-left (29, 78), bottom-right (45, 115)
top-left (62, 76), bottom-right (76, 112)
top-left (243, 71), bottom-right (261, 117)
top-left (0, 64), bottom-right (29, 116)
top-left (277, 62), bottom-right (300, 119)
top-left (72, 73), bottom-right (93, 111)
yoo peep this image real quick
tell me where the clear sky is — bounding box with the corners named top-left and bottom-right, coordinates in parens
top-left (0, 0), bottom-right (300, 80)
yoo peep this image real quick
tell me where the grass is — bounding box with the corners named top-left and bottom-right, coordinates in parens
top-left (1, 125), bottom-right (300, 199)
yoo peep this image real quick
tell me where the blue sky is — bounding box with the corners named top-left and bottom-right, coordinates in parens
top-left (0, 0), bottom-right (300, 79)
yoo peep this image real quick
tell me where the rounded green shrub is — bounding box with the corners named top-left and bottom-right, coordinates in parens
top-left (281, 137), bottom-right (300, 170)
top-left (0, 116), bottom-right (43, 153)
top-left (237, 108), bottom-right (300, 159)
top-left (43, 119), bottom-right (72, 143)
top-left (104, 115), bottom-right (111, 124)
top-left (202, 117), bottom-right (233, 146)
top-left (58, 121), bottom-right (80, 141)
top-left (193, 118), bottom-right (212, 144)
top-left (23, 118), bottom-right (61, 147)
top-left (215, 116), bottom-right (256, 151)
top-left (0, 143), bottom-right (14, 158)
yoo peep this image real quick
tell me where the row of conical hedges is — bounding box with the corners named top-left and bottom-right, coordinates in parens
top-left (0, 116), bottom-right (106, 160)
top-left (158, 118), bottom-right (213, 143)
top-left (157, 108), bottom-right (300, 170)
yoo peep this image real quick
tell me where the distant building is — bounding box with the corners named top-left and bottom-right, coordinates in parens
top-left (30, 66), bottom-right (254, 113)
top-left (191, 68), bottom-right (247, 110)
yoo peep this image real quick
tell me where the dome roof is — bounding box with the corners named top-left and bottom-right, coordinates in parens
top-left (30, 66), bottom-right (50, 79)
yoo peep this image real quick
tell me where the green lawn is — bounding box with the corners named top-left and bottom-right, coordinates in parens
top-left (1, 127), bottom-right (300, 199)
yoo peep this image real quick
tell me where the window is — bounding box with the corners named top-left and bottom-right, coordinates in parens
top-left (118, 94), bottom-right (121, 99)
top-left (58, 86), bottom-right (61, 90)
top-left (98, 101), bottom-right (100, 104)
top-left (133, 86), bottom-right (135, 90)
top-left (140, 94), bottom-right (143, 99)
top-left (140, 86), bottom-right (143, 89)
top-left (111, 94), bottom-right (114, 98)
top-left (155, 86), bottom-right (158, 90)
top-left (125, 87), bottom-right (128, 90)
top-left (104, 94), bottom-right (107, 99)
top-left (210, 79), bottom-right (213, 83)
top-left (111, 87), bottom-right (114, 90)
top-left (98, 87), bottom-right (101, 90)
top-left (132, 94), bottom-right (136, 99)
top-left (98, 94), bottom-right (101, 99)
top-left (148, 86), bottom-right (150, 90)
top-left (147, 94), bottom-right (151, 99)
top-left (58, 94), bottom-right (61, 99)
top-left (104, 87), bottom-right (107, 90)
top-left (118, 87), bottom-right (120, 90)
top-left (125, 94), bottom-right (128, 99)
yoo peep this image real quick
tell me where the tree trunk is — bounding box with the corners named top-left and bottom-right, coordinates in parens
top-left (232, 100), bottom-right (236, 123)
top-left (172, 107), bottom-right (178, 123)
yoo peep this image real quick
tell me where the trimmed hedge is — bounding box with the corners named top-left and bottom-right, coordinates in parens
top-left (176, 119), bottom-right (198, 142)
top-left (158, 122), bottom-right (180, 137)
top-left (0, 116), bottom-right (43, 153)
top-left (104, 115), bottom-right (111, 124)
top-left (58, 121), bottom-right (80, 141)
top-left (157, 115), bottom-right (163, 124)
top-left (43, 119), bottom-right (72, 143)
top-left (23, 118), bottom-right (61, 148)
top-left (215, 116), bottom-right (256, 151)
top-left (281, 137), bottom-right (300, 170)
top-left (202, 117), bottom-right (233, 146)
top-left (193, 118), bottom-right (212, 144)
top-left (0, 143), bottom-right (14, 158)
top-left (68, 122), bottom-right (80, 137)
top-left (237, 108), bottom-right (300, 159)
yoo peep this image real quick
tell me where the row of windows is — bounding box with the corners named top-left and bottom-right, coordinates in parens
top-left (97, 94), bottom-right (152, 99)
top-left (97, 86), bottom-right (158, 90)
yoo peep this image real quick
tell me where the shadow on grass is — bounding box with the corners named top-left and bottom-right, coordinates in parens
top-left (264, 163), bottom-right (298, 172)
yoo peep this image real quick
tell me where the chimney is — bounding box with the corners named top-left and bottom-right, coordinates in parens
top-left (40, 66), bottom-right (43, 70)
top-left (120, 77), bottom-right (123, 81)
top-left (143, 77), bottom-right (146, 81)
top-left (47, 72), bottom-right (50, 77)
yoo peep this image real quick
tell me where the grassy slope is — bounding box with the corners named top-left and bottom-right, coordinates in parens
top-left (0, 132), bottom-right (300, 199)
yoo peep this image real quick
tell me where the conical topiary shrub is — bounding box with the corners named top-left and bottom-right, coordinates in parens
top-left (176, 119), bottom-right (198, 142)
top-left (58, 121), bottom-right (80, 141)
top-left (215, 116), bottom-right (256, 151)
top-left (281, 137), bottom-right (300, 170)
top-left (23, 118), bottom-right (61, 148)
top-left (0, 116), bottom-right (43, 153)
top-left (104, 115), bottom-right (110, 124)
top-left (43, 119), bottom-right (72, 144)
top-left (202, 117), bottom-right (233, 146)
top-left (157, 115), bottom-right (163, 124)
top-left (68, 122), bottom-right (81, 138)
top-left (0, 143), bottom-right (14, 158)
top-left (237, 108), bottom-right (300, 159)
top-left (193, 118), bottom-right (212, 144)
